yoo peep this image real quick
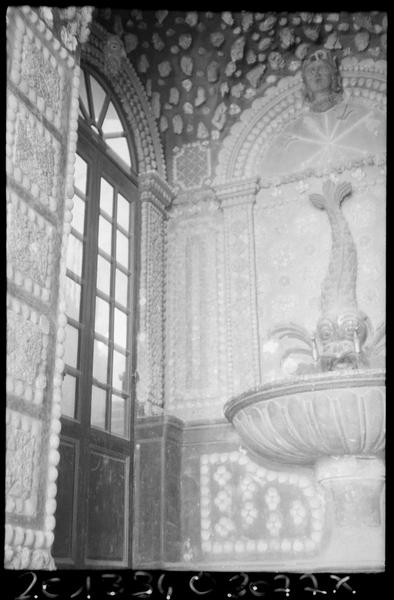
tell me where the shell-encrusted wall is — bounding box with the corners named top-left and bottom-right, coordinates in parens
top-left (6, 5), bottom-right (93, 570)
top-left (198, 451), bottom-right (326, 561)
top-left (164, 57), bottom-right (386, 421)
top-left (7, 190), bottom-right (57, 303)
top-left (93, 10), bottom-right (387, 186)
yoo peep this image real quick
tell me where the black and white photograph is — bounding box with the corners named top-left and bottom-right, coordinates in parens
top-left (5, 7), bottom-right (386, 596)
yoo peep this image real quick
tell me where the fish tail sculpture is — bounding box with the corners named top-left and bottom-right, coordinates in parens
top-left (310, 180), bottom-right (357, 316)
top-left (310, 180), bottom-right (369, 371)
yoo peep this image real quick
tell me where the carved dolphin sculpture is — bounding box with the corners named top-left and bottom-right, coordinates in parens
top-left (310, 180), bottom-right (369, 370)
top-left (268, 180), bottom-right (384, 374)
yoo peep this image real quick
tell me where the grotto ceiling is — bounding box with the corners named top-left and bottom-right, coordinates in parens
top-left (93, 10), bottom-right (387, 185)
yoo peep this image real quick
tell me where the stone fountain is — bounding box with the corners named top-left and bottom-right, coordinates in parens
top-left (224, 179), bottom-right (385, 570)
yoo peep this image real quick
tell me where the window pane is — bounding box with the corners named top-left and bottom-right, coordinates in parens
top-left (116, 230), bottom-right (129, 269)
top-left (106, 137), bottom-right (131, 167)
top-left (71, 194), bottom-right (85, 235)
top-left (114, 308), bottom-right (127, 349)
top-left (115, 269), bottom-right (128, 307)
top-left (102, 101), bottom-right (123, 135)
top-left (117, 193), bottom-right (129, 228)
top-left (111, 395), bottom-right (127, 437)
top-left (96, 255), bottom-right (111, 296)
top-left (90, 76), bottom-right (107, 123)
top-left (66, 234), bottom-right (83, 276)
top-left (95, 297), bottom-right (110, 338)
top-left (91, 386), bottom-right (106, 429)
top-left (65, 277), bottom-right (81, 321)
top-left (93, 339), bottom-right (108, 383)
top-left (98, 216), bottom-right (112, 255)
top-left (74, 154), bottom-right (88, 195)
top-left (61, 374), bottom-right (76, 418)
top-left (112, 350), bottom-right (127, 392)
top-left (79, 73), bottom-right (89, 117)
top-left (64, 324), bottom-right (79, 368)
top-left (100, 178), bottom-right (113, 217)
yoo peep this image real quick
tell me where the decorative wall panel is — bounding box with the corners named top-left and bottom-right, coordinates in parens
top-left (222, 199), bottom-right (261, 396)
top-left (6, 410), bottom-right (42, 518)
top-left (7, 92), bottom-right (63, 213)
top-left (173, 141), bottom-right (211, 191)
top-left (86, 450), bottom-right (128, 565)
top-left (6, 294), bottom-right (50, 406)
top-left (7, 190), bottom-right (57, 303)
top-left (165, 195), bottom-right (227, 420)
top-left (134, 439), bottom-right (163, 564)
top-left (257, 96), bottom-right (386, 180)
top-left (199, 450), bottom-right (325, 560)
top-left (9, 16), bottom-right (66, 129)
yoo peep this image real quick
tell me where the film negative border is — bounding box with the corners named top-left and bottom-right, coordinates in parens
top-left (2, 569), bottom-right (387, 599)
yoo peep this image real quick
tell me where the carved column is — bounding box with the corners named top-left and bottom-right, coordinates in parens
top-left (215, 178), bottom-right (262, 397)
top-left (137, 171), bottom-right (173, 415)
top-left (6, 6), bottom-right (93, 569)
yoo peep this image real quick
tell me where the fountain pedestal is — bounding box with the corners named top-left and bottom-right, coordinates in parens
top-left (224, 371), bottom-right (385, 570)
top-left (315, 454), bottom-right (385, 569)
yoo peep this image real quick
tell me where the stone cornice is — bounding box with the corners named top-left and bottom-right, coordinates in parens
top-left (139, 170), bottom-right (174, 213)
top-left (168, 200), bottom-right (221, 220)
top-left (257, 152), bottom-right (386, 191)
top-left (168, 187), bottom-right (220, 219)
top-left (214, 177), bottom-right (260, 208)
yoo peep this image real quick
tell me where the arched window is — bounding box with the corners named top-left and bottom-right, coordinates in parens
top-left (53, 68), bottom-right (138, 569)
top-left (78, 69), bottom-right (137, 171)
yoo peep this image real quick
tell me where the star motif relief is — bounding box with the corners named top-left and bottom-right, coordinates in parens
top-left (262, 100), bottom-right (385, 176)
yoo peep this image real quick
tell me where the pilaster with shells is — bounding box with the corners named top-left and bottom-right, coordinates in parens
top-left (215, 178), bottom-right (262, 397)
top-left (165, 188), bottom-right (227, 420)
top-left (137, 172), bottom-right (173, 415)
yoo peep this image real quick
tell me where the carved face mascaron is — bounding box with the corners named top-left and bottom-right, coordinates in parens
top-left (303, 61), bottom-right (333, 95)
top-left (302, 51), bottom-right (342, 113)
top-left (316, 312), bottom-right (369, 370)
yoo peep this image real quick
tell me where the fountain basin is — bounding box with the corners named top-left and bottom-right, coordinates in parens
top-left (224, 370), bottom-right (385, 465)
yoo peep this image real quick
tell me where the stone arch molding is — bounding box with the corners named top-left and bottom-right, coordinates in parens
top-left (82, 22), bottom-right (166, 179)
top-left (214, 57), bottom-right (386, 185)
